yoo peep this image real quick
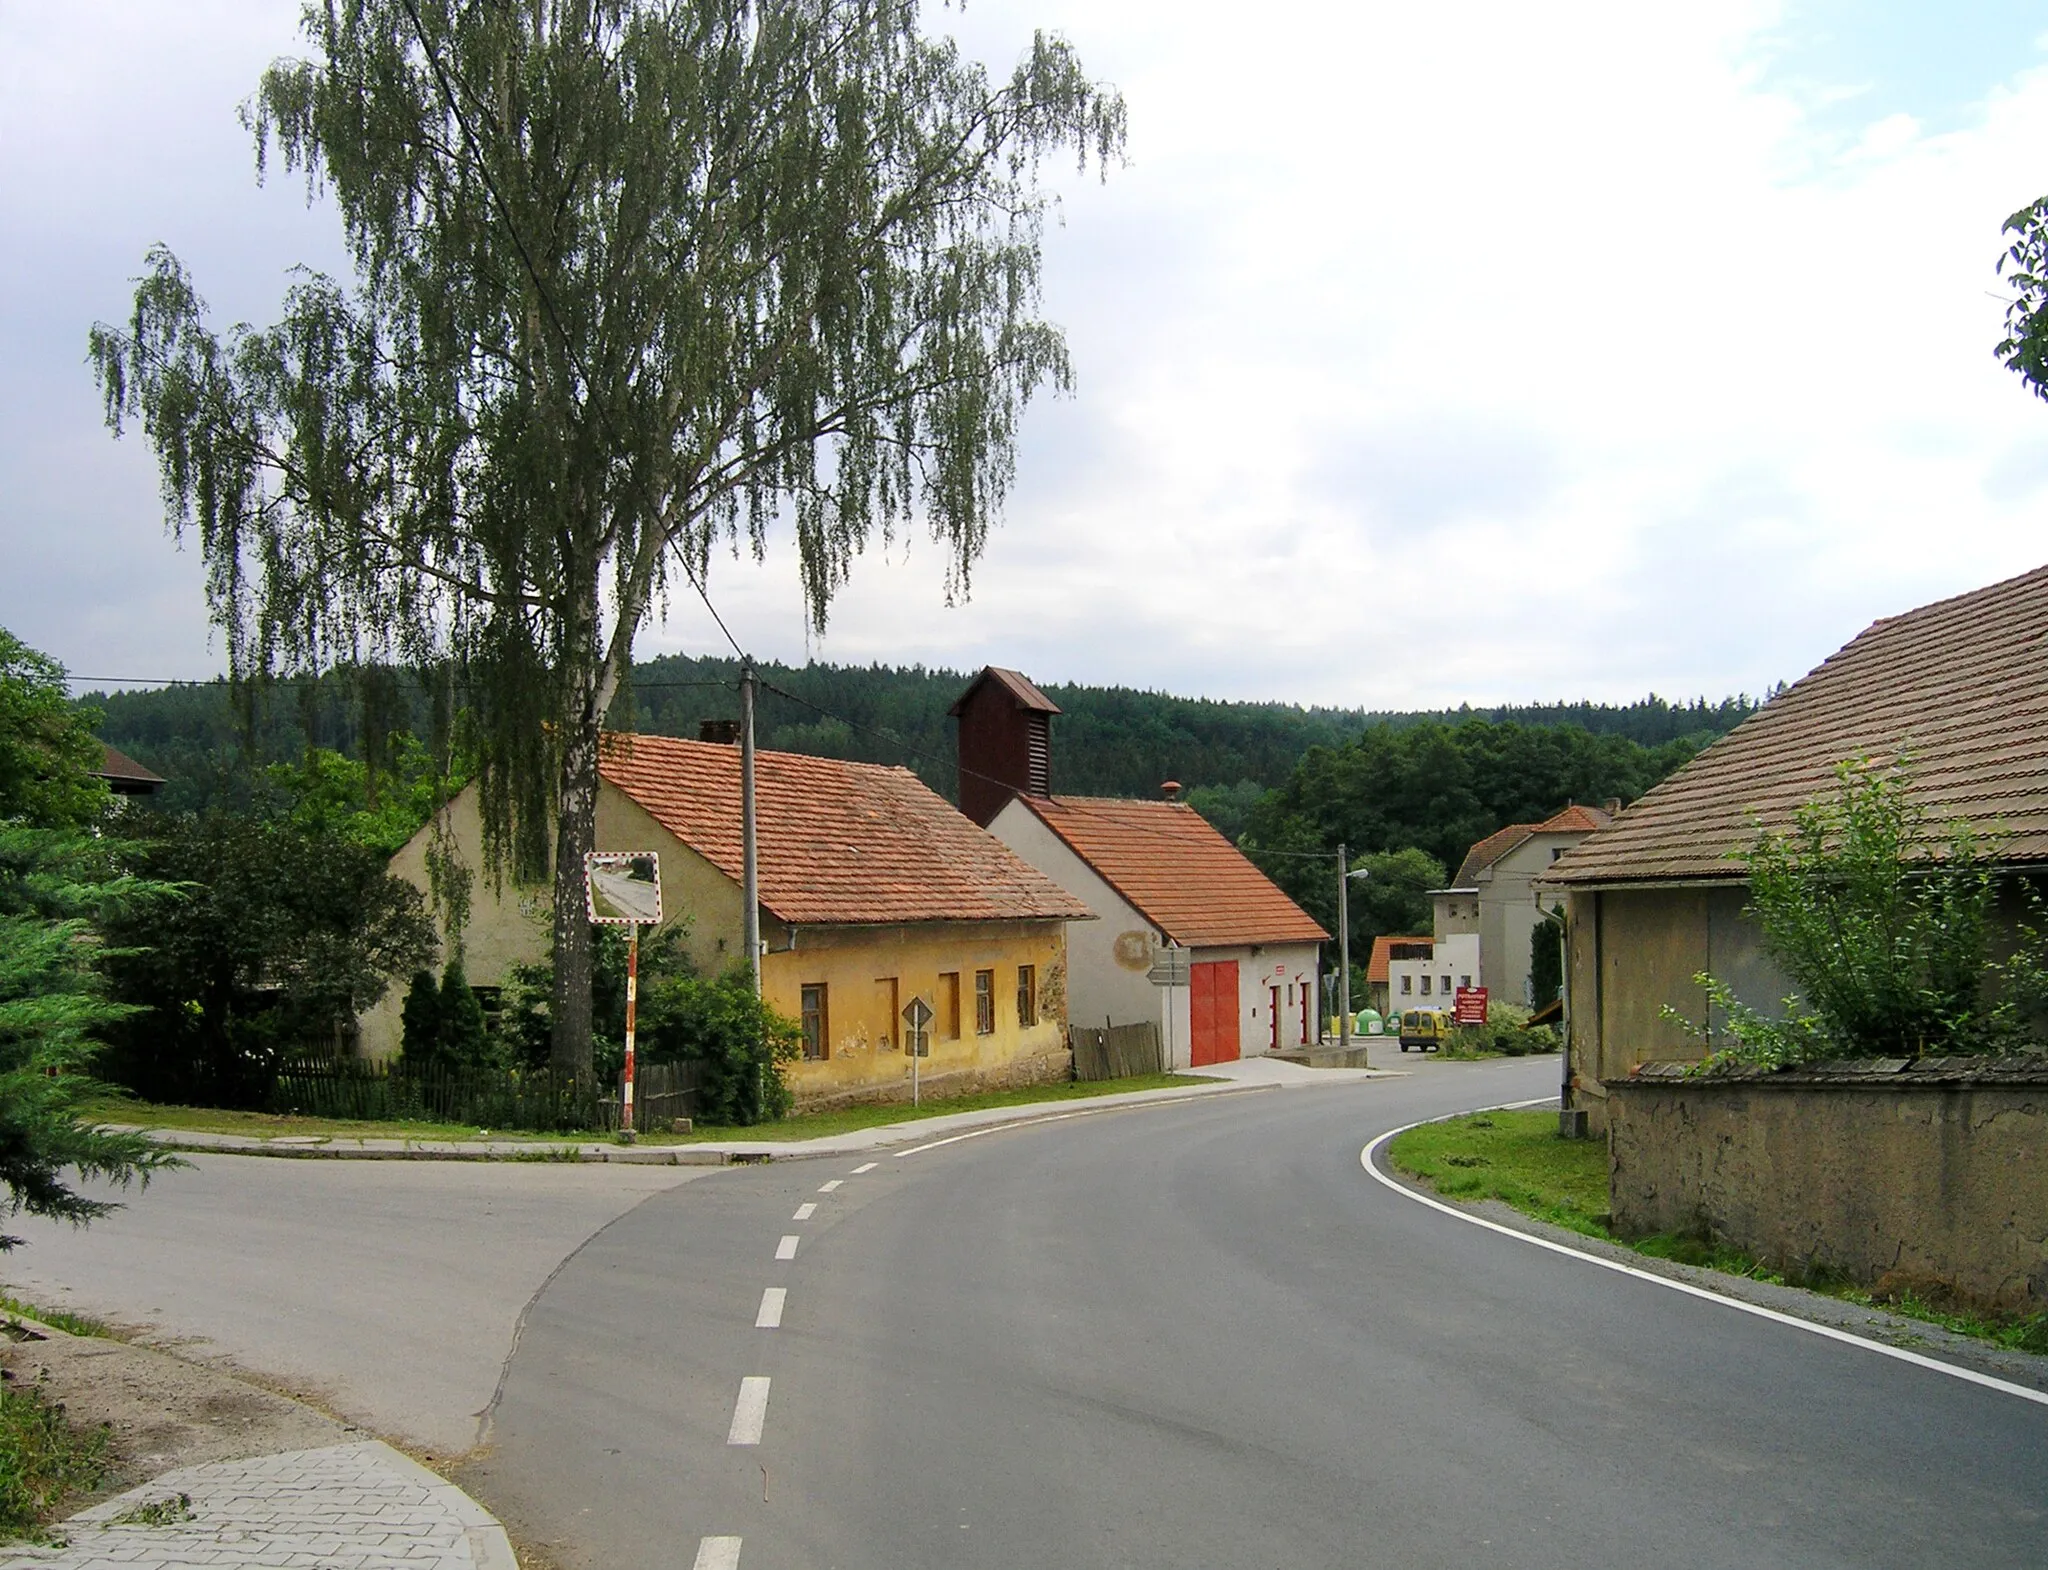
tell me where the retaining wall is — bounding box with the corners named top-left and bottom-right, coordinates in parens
top-left (1607, 1058), bottom-right (2048, 1313)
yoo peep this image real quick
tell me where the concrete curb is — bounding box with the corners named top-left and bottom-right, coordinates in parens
top-left (115, 1077), bottom-right (1293, 1166)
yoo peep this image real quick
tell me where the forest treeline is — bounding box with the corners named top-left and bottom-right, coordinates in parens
top-left (87, 654), bottom-right (1754, 817)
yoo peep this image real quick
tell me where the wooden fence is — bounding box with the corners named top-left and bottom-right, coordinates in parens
top-left (1069, 1022), bottom-right (1162, 1081)
top-left (271, 1056), bottom-right (703, 1132)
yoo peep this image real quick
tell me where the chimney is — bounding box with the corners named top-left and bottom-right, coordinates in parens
top-left (1161, 780), bottom-right (1183, 802)
top-left (699, 719), bottom-right (741, 745)
top-left (1603, 796), bottom-right (1622, 816)
top-left (950, 666), bottom-right (1061, 826)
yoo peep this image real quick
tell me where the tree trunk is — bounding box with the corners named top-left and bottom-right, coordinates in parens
top-left (550, 713), bottom-right (600, 1086)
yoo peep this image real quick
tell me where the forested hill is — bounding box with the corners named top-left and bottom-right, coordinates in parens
top-left (83, 654), bottom-right (1759, 814)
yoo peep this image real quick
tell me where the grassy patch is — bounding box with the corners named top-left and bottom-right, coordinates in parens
top-left (672, 1073), bottom-right (1221, 1143)
top-left (110, 1493), bottom-right (195, 1527)
top-left (89, 1073), bottom-right (1223, 1149)
top-left (0, 1375), bottom-right (109, 1539)
top-left (0, 1297), bottom-right (110, 1341)
top-left (1386, 1110), bottom-right (1610, 1235)
top-left (1388, 1109), bottom-right (2048, 1355)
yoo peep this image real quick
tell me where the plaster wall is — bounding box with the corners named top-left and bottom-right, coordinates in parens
top-left (766, 920), bottom-right (1071, 1108)
top-left (1480, 832), bottom-right (1588, 1004)
top-left (1608, 1076), bottom-right (2048, 1312)
top-left (1562, 885), bottom-right (1787, 1131)
top-left (986, 797), bottom-right (1153, 1029)
top-left (1388, 933), bottom-right (1478, 1010)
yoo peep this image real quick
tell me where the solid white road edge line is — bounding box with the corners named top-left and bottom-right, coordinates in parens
top-left (792, 1203), bottom-right (817, 1221)
top-left (818, 1179), bottom-right (843, 1192)
top-left (692, 1536), bottom-right (743, 1570)
top-left (727, 1377), bottom-right (771, 1445)
top-left (1359, 1111), bottom-right (2048, 1411)
top-left (775, 1235), bottom-right (799, 1261)
top-left (852, 1162), bottom-right (878, 1173)
top-left (896, 1084), bottom-right (1283, 1157)
top-left (756, 1288), bottom-right (786, 1329)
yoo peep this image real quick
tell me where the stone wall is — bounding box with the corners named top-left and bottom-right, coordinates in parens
top-left (1607, 1059), bottom-right (2048, 1313)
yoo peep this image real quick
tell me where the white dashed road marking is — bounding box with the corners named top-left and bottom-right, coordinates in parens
top-left (818, 1179), bottom-right (843, 1192)
top-left (852, 1162), bottom-right (877, 1173)
top-left (775, 1235), bottom-right (800, 1261)
top-left (756, 1288), bottom-right (786, 1329)
top-left (693, 1535), bottom-right (743, 1569)
top-left (727, 1377), bottom-right (771, 1445)
top-left (792, 1202), bottom-right (817, 1221)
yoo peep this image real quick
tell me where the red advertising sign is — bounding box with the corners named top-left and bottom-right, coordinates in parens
top-left (1453, 986), bottom-right (1489, 1025)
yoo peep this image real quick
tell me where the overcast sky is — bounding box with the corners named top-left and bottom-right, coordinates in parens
top-left (7, 2), bottom-right (2048, 709)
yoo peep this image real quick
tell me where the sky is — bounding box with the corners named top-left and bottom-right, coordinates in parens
top-left (6, 1), bottom-right (2048, 711)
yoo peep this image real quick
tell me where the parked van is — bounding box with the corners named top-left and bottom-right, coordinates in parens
top-left (1397, 1009), bottom-right (1448, 1053)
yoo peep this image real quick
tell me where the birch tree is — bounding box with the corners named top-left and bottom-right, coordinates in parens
top-left (90, 0), bottom-right (1124, 1080)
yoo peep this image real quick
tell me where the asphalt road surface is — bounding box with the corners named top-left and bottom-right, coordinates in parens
top-left (464, 1057), bottom-right (2048, 1570)
top-left (3, 1157), bottom-right (709, 1455)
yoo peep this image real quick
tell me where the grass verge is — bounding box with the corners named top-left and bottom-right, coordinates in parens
top-left (1386, 1109), bottom-right (2048, 1355)
top-left (0, 1297), bottom-right (110, 1341)
top-left (0, 1375), bottom-right (109, 1540)
top-left (88, 1073), bottom-right (1224, 1148)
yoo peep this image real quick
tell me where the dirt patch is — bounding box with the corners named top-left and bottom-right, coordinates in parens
top-left (0, 1316), bottom-right (352, 1506)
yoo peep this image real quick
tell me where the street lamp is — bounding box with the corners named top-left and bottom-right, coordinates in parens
top-left (1337, 847), bottom-right (1371, 1054)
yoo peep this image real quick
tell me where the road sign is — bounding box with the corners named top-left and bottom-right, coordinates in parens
top-left (585, 851), bottom-right (663, 926)
top-left (902, 995), bottom-right (934, 1057)
top-left (1453, 986), bottom-right (1489, 1025)
top-left (1147, 947), bottom-right (1190, 987)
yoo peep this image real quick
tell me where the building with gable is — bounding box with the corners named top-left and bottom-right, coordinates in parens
top-left (953, 667), bottom-right (1328, 1068)
top-left (362, 729), bottom-right (1092, 1107)
top-left (1432, 802), bottom-right (1613, 1006)
top-left (1543, 563), bottom-right (2048, 1131)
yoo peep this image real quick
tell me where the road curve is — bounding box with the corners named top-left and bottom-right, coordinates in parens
top-left (464, 1058), bottom-right (2048, 1569)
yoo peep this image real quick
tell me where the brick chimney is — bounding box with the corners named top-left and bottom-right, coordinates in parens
top-left (950, 666), bottom-right (1060, 826)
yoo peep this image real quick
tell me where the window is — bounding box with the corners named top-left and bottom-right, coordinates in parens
top-left (1459, 975), bottom-right (1471, 990)
top-left (876, 977), bottom-right (898, 1050)
top-left (1441, 974), bottom-right (1452, 995)
top-left (939, 972), bottom-right (961, 1039)
top-left (800, 984), bottom-right (829, 1061)
top-left (975, 969), bottom-right (995, 1034)
top-left (1016, 965), bottom-right (1037, 1028)
top-left (1420, 975), bottom-right (1432, 995)
top-left (1401, 974), bottom-right (1413, 995)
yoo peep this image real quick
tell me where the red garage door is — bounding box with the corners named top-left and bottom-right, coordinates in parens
top-left (1189, 960), bottom-right (1241, 1067)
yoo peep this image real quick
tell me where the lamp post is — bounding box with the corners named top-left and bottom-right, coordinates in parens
top-left (1337, 849), bottom-right (1370, 1054)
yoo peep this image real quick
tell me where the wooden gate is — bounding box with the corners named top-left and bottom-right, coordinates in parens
top-left (1189, 960), bottom-right (1240, 1067)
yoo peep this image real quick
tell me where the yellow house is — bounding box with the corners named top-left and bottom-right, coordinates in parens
top-left (361, 731), bottom-right (1093, 1108)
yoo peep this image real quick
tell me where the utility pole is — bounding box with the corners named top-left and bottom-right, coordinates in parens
top-left (741, 657), bottom-right (761, 998)
top-left (1337, 843), bottom-right (1352, 1051)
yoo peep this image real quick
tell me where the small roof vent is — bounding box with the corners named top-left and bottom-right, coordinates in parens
top-left (1161, 780), bottom-right (1183, 801)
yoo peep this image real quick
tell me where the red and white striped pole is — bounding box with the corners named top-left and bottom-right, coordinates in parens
top-left (621, 923), bottom-right (639, 1141)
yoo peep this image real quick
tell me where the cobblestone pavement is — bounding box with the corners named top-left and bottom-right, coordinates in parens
top-left (0, 1441), bottom-right (515, 1570)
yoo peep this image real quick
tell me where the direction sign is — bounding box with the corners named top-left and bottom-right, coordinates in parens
top-left (1147, 947), bottom-right (1190, 987)
top-left (586, 851), bottom-right (662, 925)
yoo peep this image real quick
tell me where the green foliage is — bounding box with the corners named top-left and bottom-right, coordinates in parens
top-left (1997, 193), bottom-right (2048, 400)
top-left (0, 1373), bottom-right (109, 1536)
top-left (1184, 780), bottom-right (1268, 843)
top-left (90, 0), bottom-right (1126, 1082)
top-left (1529, 906), bottom-right (1563, 1009)
top-left (1677, 758), bottom-right (2048, 1067)
top-left (98, 812), bottom-right (437, 1106)
top-left (436, 959), bottom-right (489, 1068)
top-left (263, 735), bottom-right (463, 857)
top-left (399, 971), bottom-right (440, 1061)
top-left (639, 969), bottom-right (802, 1125)
top-left (0, 628), bottom-right (109, 831)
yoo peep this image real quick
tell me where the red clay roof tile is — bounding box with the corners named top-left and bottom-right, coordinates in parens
top-left (1020, 795), bottom-right (1328, 947)
top-left (598, 732), bottom-right (1092, 926)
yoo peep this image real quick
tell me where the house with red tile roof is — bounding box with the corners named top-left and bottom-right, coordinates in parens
top-left (954, 668), bottom-right (1328, 1067)
top-left (1364, 934), bottom-right (1432, 1017)
top-left (362, 730), bottom-right (1092, 1107)
top-left (1433, 802), bottom-right (1613, 1009)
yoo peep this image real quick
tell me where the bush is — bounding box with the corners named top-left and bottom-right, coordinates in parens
top-left (638, 969), bottom-right (802, 1125)
top-left (0, 1373), bottom-right (108, 1535)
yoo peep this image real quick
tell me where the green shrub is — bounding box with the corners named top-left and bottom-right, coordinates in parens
top-left (398, 970), bottom-right (440, 1059)
top-left (638, 968), bottom-right (802, 1125)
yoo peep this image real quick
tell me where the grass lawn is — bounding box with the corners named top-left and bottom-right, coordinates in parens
top-left (1387, 1109), bottom-right (2048, 1356)
top-left (0, 1376), bottom-right (109, 1540)
top-left (88, 1072), bottom-right (1222, 1148)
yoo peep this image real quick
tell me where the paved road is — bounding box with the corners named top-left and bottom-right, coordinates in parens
top-left (466, 1057), bottom-right (2048, 1569)
top-left (2, 1157), bottom-right (709, 1456)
